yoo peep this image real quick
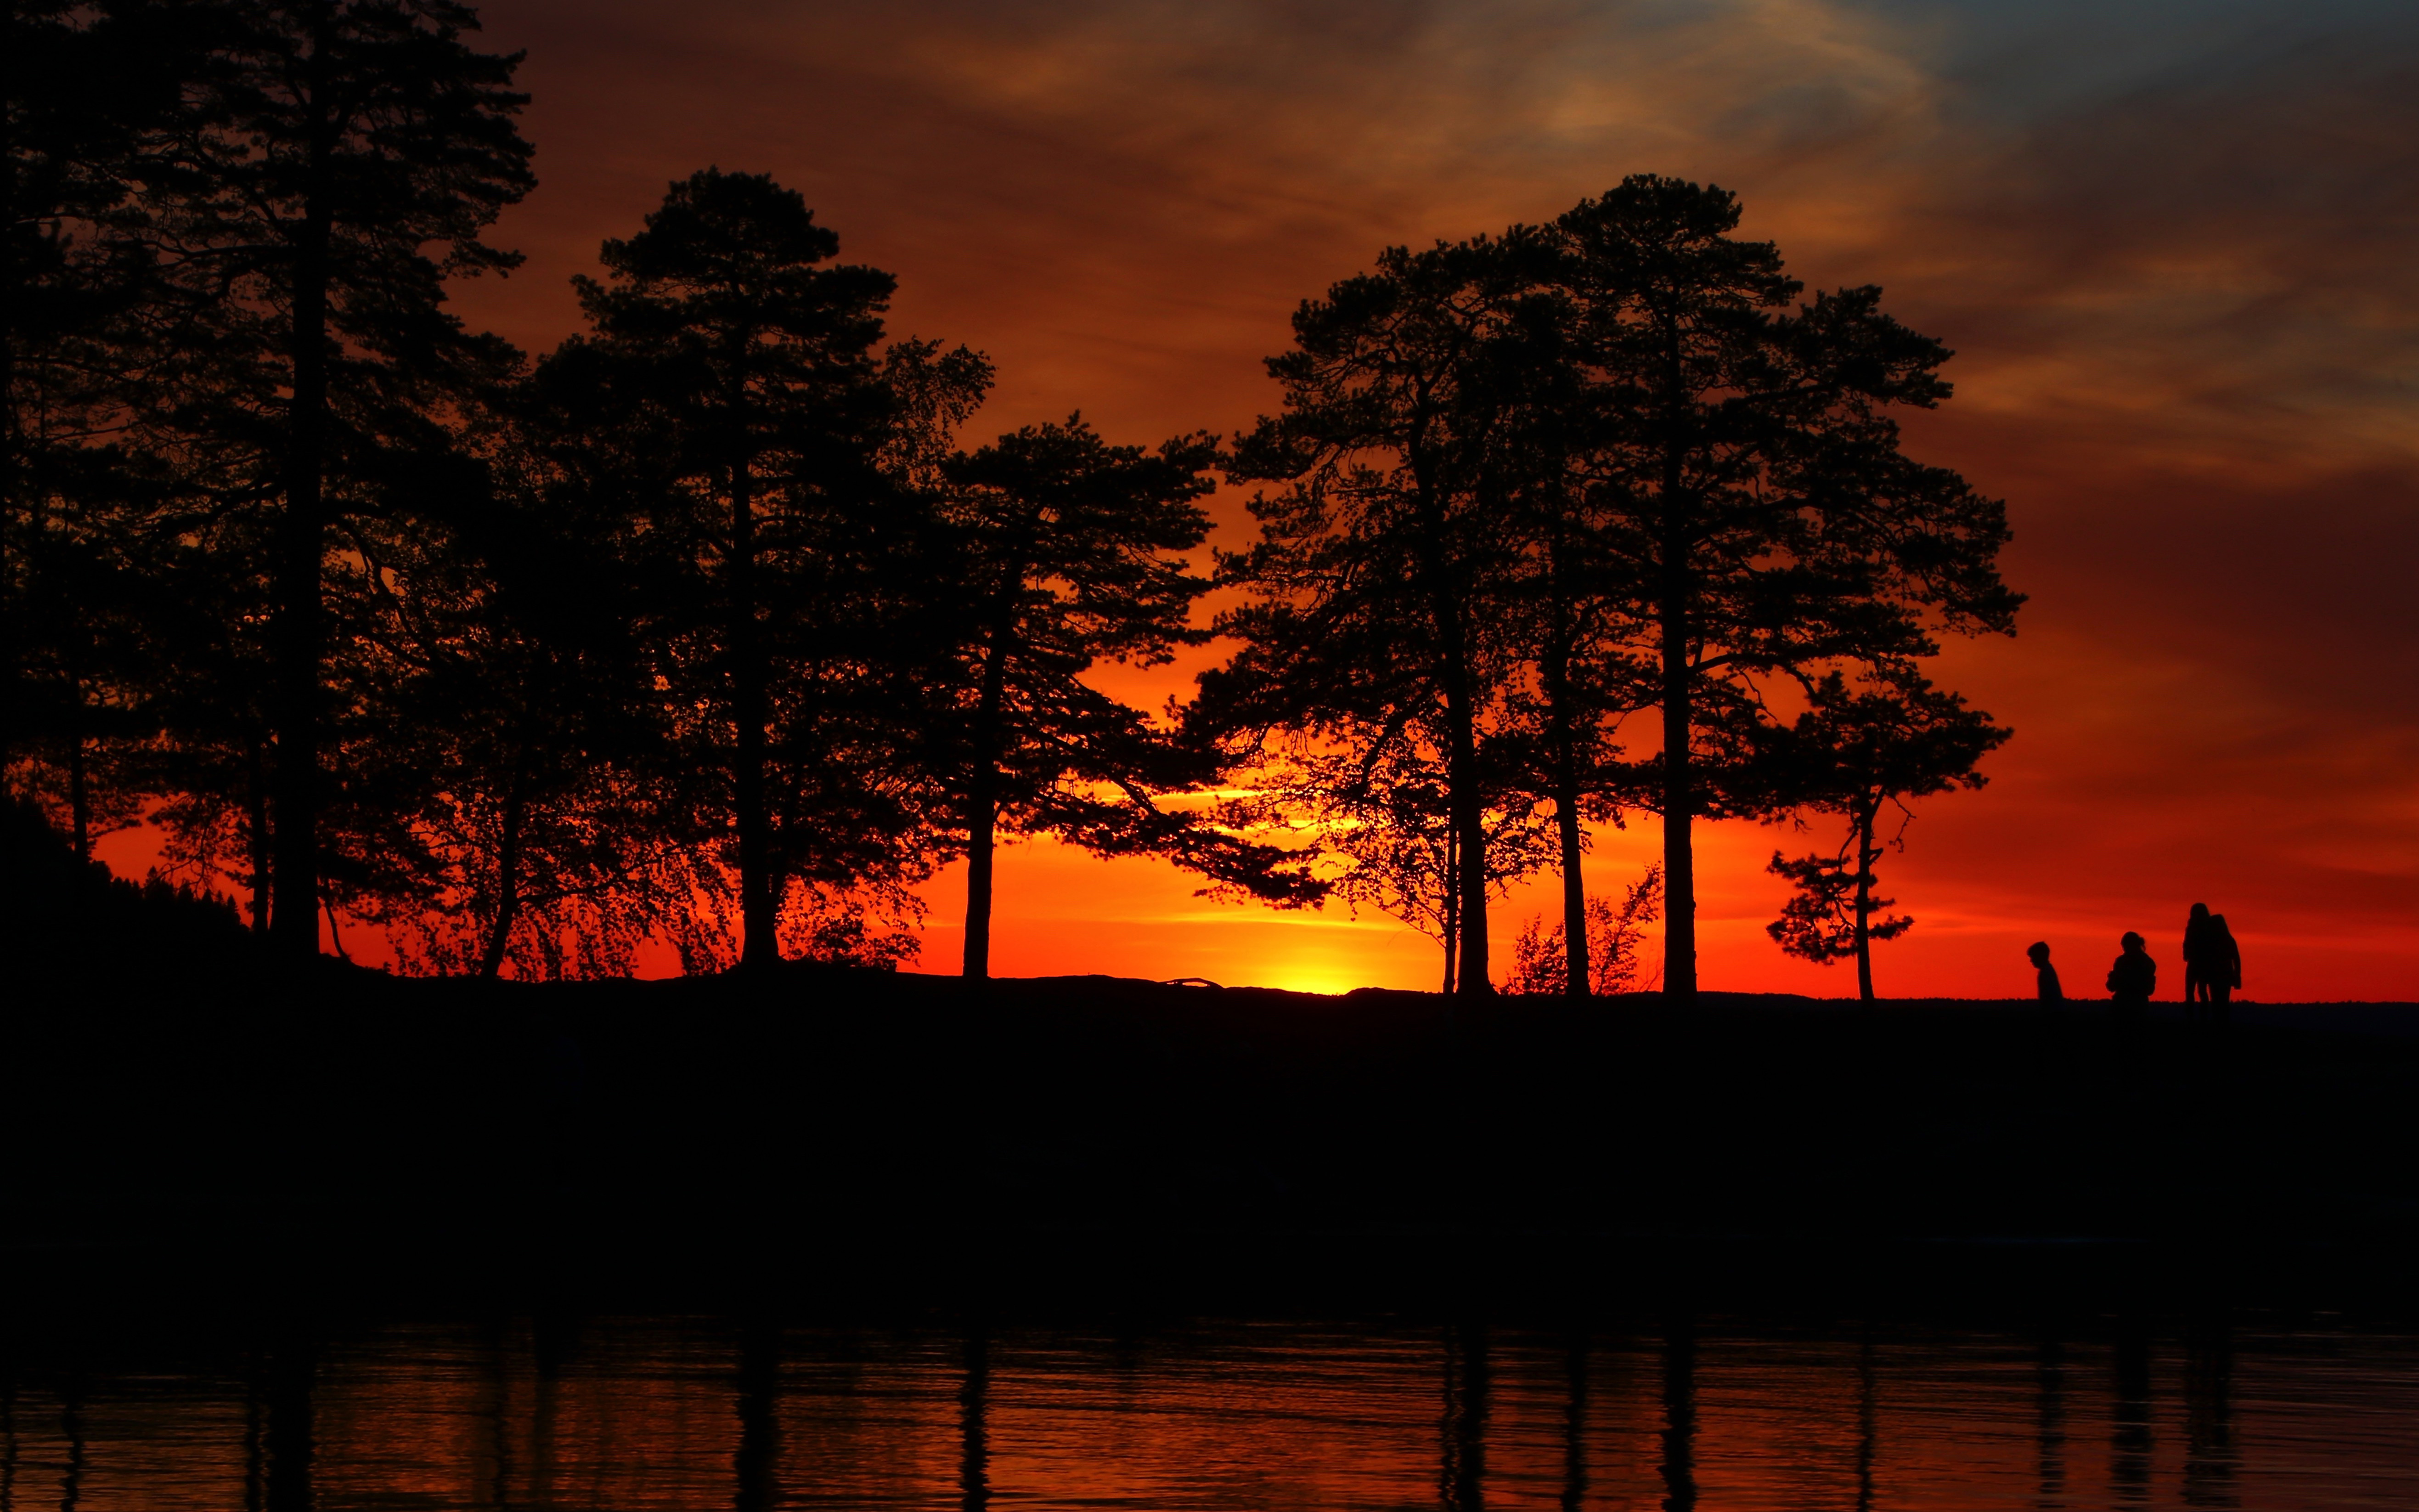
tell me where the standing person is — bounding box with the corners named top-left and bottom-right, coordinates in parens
top-left (2027, 941), bottom-right (2064, 1003)
top-left (2182, 903), bottom-right (2244, 1021)
top-left (2182, 903), bottom-right (2214, 1006)
top-left (2106, 932), bottom-right (2157, 1007)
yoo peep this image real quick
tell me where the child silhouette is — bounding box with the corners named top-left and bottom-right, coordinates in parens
top-left (2027, 941), bottom-right (2063, 1002)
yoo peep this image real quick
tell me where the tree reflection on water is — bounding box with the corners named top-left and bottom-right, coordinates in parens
top-left (0, 1313), bottom-right (2410, 1510)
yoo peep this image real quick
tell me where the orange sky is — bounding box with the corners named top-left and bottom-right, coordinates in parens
top-left (102, 0), bottom-right (2419, 999)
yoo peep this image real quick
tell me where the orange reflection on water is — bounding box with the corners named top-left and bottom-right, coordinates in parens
top-left (2, 1317), bottom-right (2414, 1510)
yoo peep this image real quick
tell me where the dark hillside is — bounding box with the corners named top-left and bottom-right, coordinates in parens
top-left (2, 797), bottom-right (258, 982)
top-left (8, 806), bottom-right (2417, 1310)
top-left (6, 941), bottom-right (2419, 1314)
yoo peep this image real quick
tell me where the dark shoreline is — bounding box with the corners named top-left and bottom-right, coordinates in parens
top-left (6, 966), bottom-right (2418, 1319)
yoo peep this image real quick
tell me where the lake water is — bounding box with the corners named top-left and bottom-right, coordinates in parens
top-left (7, 1313), bottom-right (2418, 1510)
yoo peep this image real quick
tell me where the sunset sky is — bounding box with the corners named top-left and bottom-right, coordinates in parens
top-left (110, 0), bottom-right (2415, 998)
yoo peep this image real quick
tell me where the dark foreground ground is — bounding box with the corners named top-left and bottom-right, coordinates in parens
top-left (6, 952), bottom-right (2418, 1320)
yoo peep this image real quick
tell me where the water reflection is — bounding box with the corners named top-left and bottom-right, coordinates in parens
top-left (2110, 1320), bottom-right (2153, 1505)
top-left (2035, 1333), bottom-right (2065, 1510)
top-left (2182, 1314), bottom-right (2237, 1510)
top-left (1854, 1337), bottom-right (1876, 1512)
top-left (734, 1324), bottom-right (779, 1512)
top-left (1441, 1322), bottom-right (1487, 1512)
top-left (0, 1316), bottom-right (2413, 1509)
top-left (1659, 1322), bottom-right (1695, 1512)
top-left (56, 1394), bottom-right (81, 1512)
top-left (960, 1329), bottom-right (989, 1512)
top-left (1559, 1335), bottom-right (1586, 1512)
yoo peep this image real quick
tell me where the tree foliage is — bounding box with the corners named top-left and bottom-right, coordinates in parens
top-left (1504, 862), bottom-right (1663, 996)
top-left (1764, 669), bottom-right (2009, 999)
top-left (1208, 235), bottom-right (1553, 993)
top-left (553, 166), bottom-right (959, 972)
top-left (7, 15), bottom-right (2022, 994)
top-left (1545, 176), bottom-right (2021, 999)
top-left (935, 415), bottom-right (1319, 978)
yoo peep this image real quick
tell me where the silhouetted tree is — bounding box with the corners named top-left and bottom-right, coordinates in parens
top-left (131, 0), bottom-right (533, 965)
top-left (3, 1), bottom-right (202, 855)
top-left (936, 416), bottom-right (1318, 979)
top-left (1229, 715), bottom-right (1550, 993)
top-left (1504, 861), bottom-right (1663, 996)
top-left (1765, 669), bottom-right (2008, 999)
top-left (138, 536), bottom-right (280, 929)
top-left (1212, 234), bottom-right (1543, 993)
top-left (1552, 176), bottom-right (2020, 1002)
top-left (1494, 327), bottom-right (1640, 997)
top-left (352, 383), bottom-right (702, 978)
top-left (559, 168), bottom-right (970, 972)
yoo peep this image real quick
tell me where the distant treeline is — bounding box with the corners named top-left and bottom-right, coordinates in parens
top-left (5, 1), bottom-right (2017, 998)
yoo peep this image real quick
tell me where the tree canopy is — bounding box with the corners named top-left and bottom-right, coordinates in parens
top-left (5, 11), bottom-right (2019, 994)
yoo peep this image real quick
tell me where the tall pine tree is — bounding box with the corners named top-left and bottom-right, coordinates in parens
top-left (140, 0), bottom-right (531, 963)
top-left (937, 416), bottom-right (1319, 978)
top-left (558, 168), bottom-right (961, 973)
top-left (1553, 177), bottom-right (2020, 1001)
top-left (1212, 235), bottom-right (1541, 993)
top-left (1766, 669), bottom-right (2007, 1000)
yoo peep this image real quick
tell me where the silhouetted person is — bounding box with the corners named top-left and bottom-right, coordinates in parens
top-left (2183, 903), bottom-right (2241, 1021)
top-left (2106, 932), bottom-right (2156, 1006)
top-left (2027, 941), bottom-right (2063, 1002)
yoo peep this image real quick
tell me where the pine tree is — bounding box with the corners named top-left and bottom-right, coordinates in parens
top-left (1240, 716), bottom-right (1551, 994)
top-left (558, 168), bottom-right (967, 972)
top-left (936, 416), bottom-right (1317, 979)
top-left (1211, 234), bottom-right (1545, 993)
top-left (3, 1), bottom-right (201, 855)
top-left (137, 0), bottom-right (533, 965)
top-left (1765, 669), bottom-right (2008, 999)
top-left (1552, 177), bottom-right (2020, 1002)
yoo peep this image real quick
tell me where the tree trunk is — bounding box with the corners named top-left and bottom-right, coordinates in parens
top-left (729, 438), bottom-right (776, 973)
top-left (321, 888), bottom-right (350, 963)
top-left (1444, 677), bottom-right (1490, 995)
top-left (247, 735), bottom-right (271, 933)
top-left (1431, 571), bottom-right (1489, 994)
top-left (1658, 599), bottom-right (1695, 1002)
top-left (1853, 801), bottom-right (1876, 1003)
top-left (961, 631), bottom-right (1010, 980)
top-left (67, 680), bottom-right (89, 860)
top-left (1441, 821), bottom-right (1460, 995)
top-left (478, 770), bottom-right (525, 978)
top-left (0, 101), bottom-right (19, 758)
top-left (1407, 417), bottom-right (1490, 996)
top-left (1657, 322), bottom-right (1696, 1004)
top-left (1546, 549), bottom-right (1588, 995)
top-left (1556, 783), bottom-right (1587, 996)
top-left (269, 184), bottom-right (332, 967)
